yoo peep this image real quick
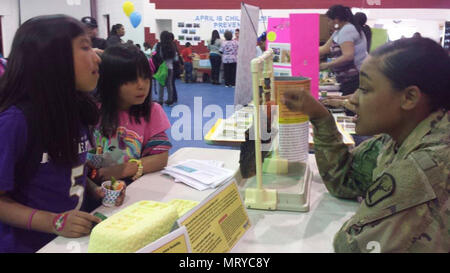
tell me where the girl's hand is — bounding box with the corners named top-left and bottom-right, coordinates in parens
top-left (53, 210), bottom-right (101, 238)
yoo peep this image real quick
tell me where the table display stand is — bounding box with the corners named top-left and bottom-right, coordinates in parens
top-left (239, 49), bottom-right (311, 212)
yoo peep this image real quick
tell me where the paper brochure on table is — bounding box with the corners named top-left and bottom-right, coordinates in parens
top-left (177, 180), bottom-right (251, 253)
top-left (162, 160), bottom-right (235, 191)
top-left (136, 226), bottom-right (192, 253)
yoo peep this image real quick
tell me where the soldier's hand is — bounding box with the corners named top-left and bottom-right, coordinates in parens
top-left (282, 88), bottom-right (329, 120)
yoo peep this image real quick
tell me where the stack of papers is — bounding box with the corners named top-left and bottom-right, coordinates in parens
top-left (162, 160), bottom-right (235, 191)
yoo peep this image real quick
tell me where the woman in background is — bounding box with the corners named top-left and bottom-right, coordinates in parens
top-left (153, 31), bottom-right (178, 105)
top-left (220, 30), bottom-right (239, 88)
top-left (208, 30), bottom-right (223, 85)
top-left (354, 12), bottom-right (372, 53)
top-left (106, 24), bottom-right (125, 48)
top-left (319, 5), bottom-right (368, 96)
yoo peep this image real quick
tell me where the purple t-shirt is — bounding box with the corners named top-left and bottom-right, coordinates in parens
top-left (0, 106), bottom-right (91, 253)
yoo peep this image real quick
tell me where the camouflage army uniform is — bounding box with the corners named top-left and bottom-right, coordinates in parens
top-left (311, 110), bottom-right (449, 253)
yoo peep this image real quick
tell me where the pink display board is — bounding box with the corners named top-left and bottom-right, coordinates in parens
top-left (266, 18), bottom-right (291, 71)
top-left (267, 15), bottom-right (319, 99)
top-left (289, 14), bottom-right (319, 99)
top-left (267, 18), bottom-right (291, 44)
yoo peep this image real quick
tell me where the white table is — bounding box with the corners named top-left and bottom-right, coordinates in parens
top-left (38, 147), bottom-right (359, 253)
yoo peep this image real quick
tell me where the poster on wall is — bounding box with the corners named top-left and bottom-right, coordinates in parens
top-left (266, 18), bottom-right (292, 73)
top-left (177, 22), bottom-right (201, 45)
top-left (268, 43), bottom-right (291, 67)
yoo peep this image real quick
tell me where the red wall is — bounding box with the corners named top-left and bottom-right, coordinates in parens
top-left (149, 0), bottom-right (450, 9)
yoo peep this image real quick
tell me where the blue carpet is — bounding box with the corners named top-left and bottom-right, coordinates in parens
top-left (152, 79), bottom-right (239, 155)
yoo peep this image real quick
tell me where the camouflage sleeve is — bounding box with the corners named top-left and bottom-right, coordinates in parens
top-left (333, 150), bottom-right (449, 253)
top-left (311, 114), bottom-right (385, 199)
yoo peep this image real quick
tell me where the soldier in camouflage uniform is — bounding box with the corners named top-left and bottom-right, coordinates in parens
top-left (283, 37), bottom-right (449, 252)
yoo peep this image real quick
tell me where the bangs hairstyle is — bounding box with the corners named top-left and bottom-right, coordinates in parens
top-left (97, 44), bottom-right (152, 138)
top-left (0, 15), bottom-right (98, 167)
top-left (370, 37), bottom-right (450, 111)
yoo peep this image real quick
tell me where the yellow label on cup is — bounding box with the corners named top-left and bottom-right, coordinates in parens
top-left (275, 77), bottom-right (311, 124)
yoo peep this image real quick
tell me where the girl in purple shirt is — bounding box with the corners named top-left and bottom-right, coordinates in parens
top-left (0, 15), bottom-right (125, 253)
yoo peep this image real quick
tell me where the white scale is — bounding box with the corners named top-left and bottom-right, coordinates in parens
top-left (236, 49), bottom-right (312, 212)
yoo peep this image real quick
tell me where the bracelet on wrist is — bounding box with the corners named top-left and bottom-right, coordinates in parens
top-left (128, 159), bottom-right (143, 181)
top-left (27, 209), bottom-right (38, 230)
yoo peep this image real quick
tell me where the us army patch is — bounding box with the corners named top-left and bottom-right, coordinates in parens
top-left (365, 173), bottom-right (396, 207)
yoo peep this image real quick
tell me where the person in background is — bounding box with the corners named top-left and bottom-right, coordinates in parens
top-left (283, 37), bottom-right (449, 252)
top-left (220, 30), bottom-right (239, 88)
top-left (106, 24), bottom-right (125, 48)
top-left (143, 42), bottom-right (152, 58)
top-left (256, 32), bottom-right (267, 57)
top-left (81, 16), bottom-right (107, 52)
top-left (170, 32), bottom-right (182, 104)
top-left (88, 44), bottom-right (171, 189)
top-left (320, 5), bottom-right (368, 96)
top-left (354, 12), bottom-right (372, 53)
top-left (0, 15), bottom-right (125, 253)
top-left (208, 30), bottom-right (223, 85)
top-left (412, 32), bottom-right (422, 38)
top-left (153, 31), bottom-right (177, 105)
top-left (181, 42), bottom-right (194, 83)
top-left (234, 28), bottom-right (240, 41)
top-left (136, 44), bottom-right (142, 50)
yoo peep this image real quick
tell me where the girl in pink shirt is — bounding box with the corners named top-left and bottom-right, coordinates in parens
top-left (88, 44), bottom-right (172, 185)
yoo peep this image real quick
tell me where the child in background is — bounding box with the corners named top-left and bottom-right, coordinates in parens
top-left (88, 44), bottom-right (172, 186)
top-left (181, 42), bottom-right (194, 83)
top-left (0, 15), bottom-right (125, 253)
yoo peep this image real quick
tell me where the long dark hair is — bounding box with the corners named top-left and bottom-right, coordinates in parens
top-left (0, 15), bottom-right (98, 166)
top-left (211, 30), bottom-right (220, 45)
top-left (371, 37), bottom-right (450, 111)
top-left (159, 31), bottom-right (175, 60)
top-left (326, 5), bottom-right (362, 38)
top-left (354, 12), bottom-right (372, 52)
top-left (97, 44), bottom-right (152, 138)
top-left (110, 24), bottom-right (123, 36)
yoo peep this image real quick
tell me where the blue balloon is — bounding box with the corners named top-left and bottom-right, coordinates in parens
top-left (129, 11), bottom-right (141, 28)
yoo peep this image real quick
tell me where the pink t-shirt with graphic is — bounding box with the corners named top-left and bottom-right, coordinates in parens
top-left (90, 102), bottom-right (172, 167)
